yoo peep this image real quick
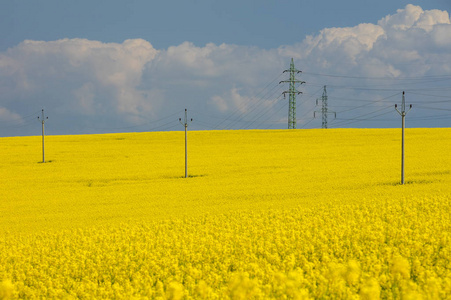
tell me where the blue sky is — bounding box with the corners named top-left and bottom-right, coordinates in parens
top-left (2, 0), bottom-right (449, 50)
top-left (1, 1), bottom-right (451, 136)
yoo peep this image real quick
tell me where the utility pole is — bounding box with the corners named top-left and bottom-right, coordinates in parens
top-left (37, 109), bottom-right (48, 163)
top-left (395, 91), bottom-right (412, 185)
top-left (279, 58), bottom-right (305, 129)
top-left (314, 85), bottom-right (336, 128)
top-left (179, 109), bottom-right (193, 178)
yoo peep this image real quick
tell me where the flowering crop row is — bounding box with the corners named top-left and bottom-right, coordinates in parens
top-left (1, 195), bottom-right (450, 299)
top-left (0, 128), bottom-right (450, 298)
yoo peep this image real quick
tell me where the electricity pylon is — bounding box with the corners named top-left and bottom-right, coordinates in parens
top-left (279, 58), bottom-right (305, 129)
top-left (37, 109), bottom-right (48, 163)
top-left (395, 91), bottom-right (412, 185)
top-left (314, 86), bottom-right (336, 128)
top-left (179, 109), bottom-right (193, 178)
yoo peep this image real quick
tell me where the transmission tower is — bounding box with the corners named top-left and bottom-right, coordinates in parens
top-left (314, 86), bottom-right (336, 128)
top-left (279, 58), bottom-right (305, 129)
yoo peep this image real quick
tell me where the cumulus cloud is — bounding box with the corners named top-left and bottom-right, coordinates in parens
top-left (288, 4), bottom-right (451, 77)
top-left (0, 107), bottom-right (23, 123)
top-left (147, 42), bottom-right (282, 88)
top-left (378, 4), bottom-right (450, 31)
top-left (0, 4), bottom-right (450, 135)
top-left (0, 38), bottom-right (158, 122)
top-left (209, 88), bottom-right (258, 113)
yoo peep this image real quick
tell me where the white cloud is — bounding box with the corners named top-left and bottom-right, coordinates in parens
top-left (72, 83), bottom-right (96, 115)
top-left (432, 24), bottom-right (451, 48)
top-left (0, 107), bottom-right (23, 123)
top-left (148, 42), bottom-right (282, 88)
top-left (0, 4), bottom-right (450, 135)
top-left (286, 4), bottom-right (451, 79)
top-left (0, 38), bottom-right (158, 117)
top-left (378, 4), bottom-right (424, 30)
top-left (378, 4), bottom-right (450, 31)
top-left (210, 95), bottom-right (228, 112)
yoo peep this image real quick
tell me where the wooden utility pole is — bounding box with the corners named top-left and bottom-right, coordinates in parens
top-left (37, 109), bottom-right (48, 163)
top-left (179, 109), bottom-right (193, 178)
top-left (395, 92), bottom-right (412, 184)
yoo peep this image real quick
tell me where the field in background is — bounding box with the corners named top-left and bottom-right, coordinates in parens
top-left (0, 128), bottom-right (450, 298)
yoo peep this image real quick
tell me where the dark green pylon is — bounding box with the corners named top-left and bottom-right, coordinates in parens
top-left (280, 58), bottom-right (305, 129)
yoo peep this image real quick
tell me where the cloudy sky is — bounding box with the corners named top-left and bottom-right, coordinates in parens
top-left (1, 0), bottom-right (451, 136)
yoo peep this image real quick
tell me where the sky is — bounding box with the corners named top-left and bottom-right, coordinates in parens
top-left (1, 0), bottom-right (451, 136)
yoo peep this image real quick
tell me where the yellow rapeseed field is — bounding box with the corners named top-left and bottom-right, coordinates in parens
top-left (0, 128), bottom-right (450, 299)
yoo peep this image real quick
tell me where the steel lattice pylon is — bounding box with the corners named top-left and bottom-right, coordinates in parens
top-left (314, 86), bottom-right (336, 129)
top-left (280, 58), bottom-right (305, 129)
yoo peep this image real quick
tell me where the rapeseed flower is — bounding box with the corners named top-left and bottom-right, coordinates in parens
top-left (0, 128), bottom-right (450, 298)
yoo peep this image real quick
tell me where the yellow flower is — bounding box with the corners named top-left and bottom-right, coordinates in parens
top-left (344, 260), bottom-right (360, 286)
top-left (391, 255), bottom-right (411, 280)
top-left (166, 281), bottom-right (184, 300)
top-left (360, 277), bottom-right (380, 300)
top-left (0, 128), bottom-right (450, 298)
top-left (0, 280), bottom-right (14, 300)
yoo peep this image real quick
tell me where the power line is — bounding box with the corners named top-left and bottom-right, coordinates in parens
top-left (303, 71), bottom-right (451, 81)
top-left (82, 110), bottom-right (184, 131)
top-left (304, 79), bottom-right (451, 92)
top-left (261, 101), bottom-right (289, 129)
top-left (213, 73), bottom-right (285, 130)
top-left (242, 94), bottom-right (284, 129)
top-left (299, 117), bottom-right (316, 129)
top-left (407, 91), bottom-right (451, 101)
top-left (334, 93), bottom-right (401, 114)
top-left (261, 86), bottom-right (325, 130)
top-left (415, 106), bottom-right (451, 111)
top-left (329, 105), bottom-right (394, 127)
top-left (192, 119), bottom-right (217, 130)
top-left (234, 84), bottom-right (284, 129)
top-left (409, 113), bottom-right (451, 121)
top-left (247, 82), bottom-right (318, 130)
top-left (0, 110), bottom-right (42, 124)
